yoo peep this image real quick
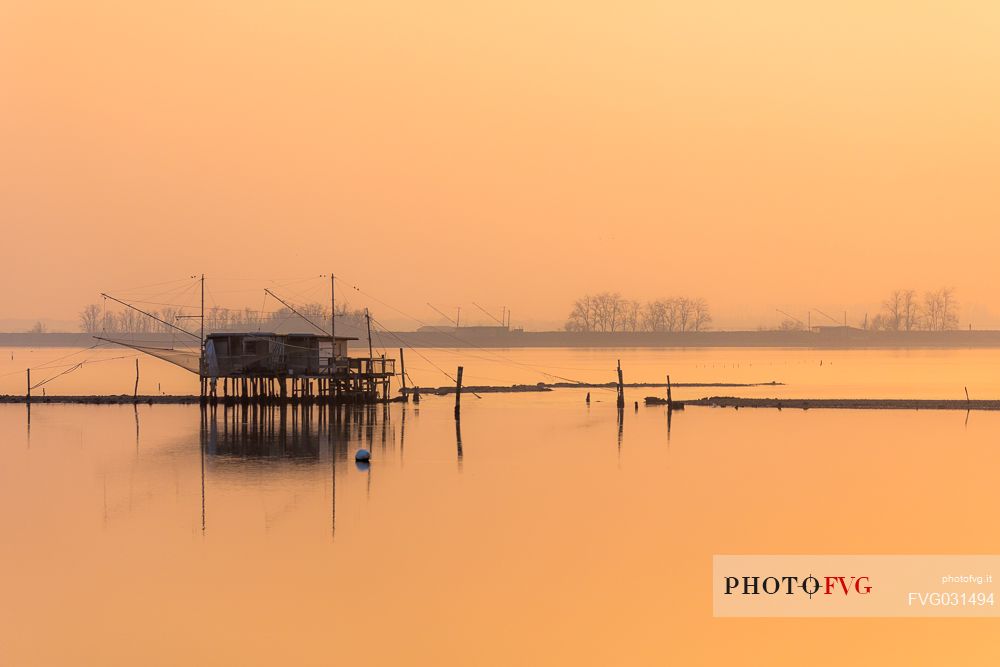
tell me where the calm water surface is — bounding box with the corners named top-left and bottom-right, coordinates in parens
top-left (2, 348), bottom-right (1000, 664)
top-left (5, 345), bottom-right (1000, 399)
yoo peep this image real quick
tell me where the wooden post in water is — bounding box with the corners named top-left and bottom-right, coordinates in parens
top-left (454, 366), bottom-right (463, 419)
top-left (134, 359), bottom-right (139, 401)
top-left (381, 353), bottom-right (388, 402)
top-left (26, 368), bottom-right (30, 404)
top-left (399, 347), bottom-right (408, 402)
top-left (616, 360), bottom-right (624, 409)
top-left (667, 374), bottom-right (673, 410)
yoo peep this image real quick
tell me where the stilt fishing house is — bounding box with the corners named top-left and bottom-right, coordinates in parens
top-left (202, 332), bottom-right (395, 403)
top-left (97, 275), bottom-right (399, 404)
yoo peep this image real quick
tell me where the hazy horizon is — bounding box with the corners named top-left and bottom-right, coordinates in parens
top-left (5, 2), bottom-right (1000, 329)
top-left (6, 5), bottom-right (1000, 663)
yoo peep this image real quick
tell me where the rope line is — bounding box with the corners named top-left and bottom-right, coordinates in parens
top-left (28, 353), bottom-right (140, 390)
top-left (367, 316), bottom-right (457, 384)
top-left (333, 274), bottom-right (611, 389)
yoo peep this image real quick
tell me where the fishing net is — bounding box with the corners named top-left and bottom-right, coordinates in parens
top-left (96, 336), bottom-right (201, 374)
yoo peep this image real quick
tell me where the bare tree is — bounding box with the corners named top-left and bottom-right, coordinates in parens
top-left (663, 298), bottom-right (680, 332)
top-left (568, 293), bottom-right (712, 333)
top-left (880, 290), bottom-right (905, 331)
top-left (117, 309), bottom-right (146, 333)
top-left (922, 287), bottom-right (959, 331)
top-left (79, 297), bottom-right (369, 337)
top-left (79, 304), bottom-right (101, 333)
top-left (676, 298), bottom-right (692, 332)
top-left (939, 287), bottom-right (959, 330)
top-left (901, 289), bottom-right (920, 331)
top-left (875, 287), bottom-right (956, 331)
top-left (100, 309), bottom-right (118, 333)
top-left (243, 307), bottom-right (260, 330)
top-left (691, 298), bottom-right (712, 331)
top-left (922, 290), bottom-right (942, 331)
top-left (158, 307), bottom-right (177, 332)
top-left (643, 299), bottom-right (668, 332)
top-left (592, 292), bottom-right (624, 332)
top-left (565, 295), bottom-right (595, 332)
top-left (622, 300), bottom-right (642, 332)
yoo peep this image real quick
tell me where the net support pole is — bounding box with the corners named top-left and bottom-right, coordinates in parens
top-left (400, 347), bottom-right (407, 401)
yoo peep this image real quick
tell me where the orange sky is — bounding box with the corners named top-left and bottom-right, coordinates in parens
top-left (2, 1), bottom-right (999, 330)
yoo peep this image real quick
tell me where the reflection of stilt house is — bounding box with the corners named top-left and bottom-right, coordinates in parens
top-left (201, 332), bottom-right (395, 403)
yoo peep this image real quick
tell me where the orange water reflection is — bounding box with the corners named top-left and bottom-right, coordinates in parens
top-left (2, 393), bottom-right (999, 664)
top-left (5, 346), bottom-right (1000, 401)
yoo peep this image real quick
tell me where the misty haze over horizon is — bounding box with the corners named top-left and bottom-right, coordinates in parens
top-left (2, 283), bottom-right (995, 334)
top-left (5, 3), bottom-right (1000, 331)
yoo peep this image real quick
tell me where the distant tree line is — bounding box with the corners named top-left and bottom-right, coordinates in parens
top-left (79, 302), bottom-right (368, 335)
top-left (564, 293), bottom-right (711, 332)
top-left (870, 288), bottom-right (959, 331)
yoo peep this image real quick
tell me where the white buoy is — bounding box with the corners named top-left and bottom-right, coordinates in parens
top-left (355, 448), bottom-right (370, 462)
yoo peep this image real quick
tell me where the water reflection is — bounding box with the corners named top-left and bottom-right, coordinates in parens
top-left (455, 415), bottom-right (463, 471)
top-left (199, 403), bottom-right (394, 461)
top-left (617, 405), bottom-right (624, 463)
top-left (667, 404), bottom-right (672, 443)
top-left (200, 417), bottom-right (206, 533)
top-left (196, 403), bottom-right (465, 468)
top-left (13, 398), bottom-right (1000, 665)
top-left (196, 403), bottom-right (416, 537)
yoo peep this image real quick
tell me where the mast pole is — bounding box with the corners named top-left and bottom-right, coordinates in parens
top-left (198, 273), bottom-right (206, 386)
top-left (365, 308), bottom-right (374, 399)
top-left (330, 273), bottom-right (337, 403)
top-left (366, 308), bottom-right (373, 361)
